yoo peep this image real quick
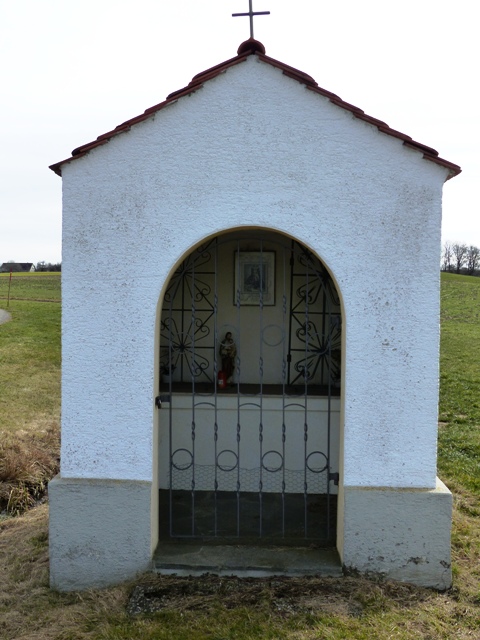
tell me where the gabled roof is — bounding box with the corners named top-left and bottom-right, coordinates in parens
top-left (50, 39), bottom-right (461, 179)
top-left (0, 263), bottom-right (34, 272)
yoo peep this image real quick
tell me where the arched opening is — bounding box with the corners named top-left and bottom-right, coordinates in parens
top-left (156, 229), bottom-right (342, 548)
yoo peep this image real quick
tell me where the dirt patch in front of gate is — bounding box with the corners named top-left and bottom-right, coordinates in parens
top-left (127, 573), bottom-right (432, 617)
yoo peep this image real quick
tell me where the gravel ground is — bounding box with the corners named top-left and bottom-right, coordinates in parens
top-left (0, 309), bottom-right (12, 324)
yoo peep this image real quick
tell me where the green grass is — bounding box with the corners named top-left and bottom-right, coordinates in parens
top-left (0, 287), bottom-right (61, 432)
top-left (0, 272), bottom-right (61, 302)
top-left (0, 279), bottom-right (61, 513)
top-left (438, 273), bottom-right (480, 494)
top-left (1, 271), bottom-right (480, 639)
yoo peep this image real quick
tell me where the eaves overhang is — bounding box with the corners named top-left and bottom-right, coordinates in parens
top-left (49, 38), bottom-right (461, 180)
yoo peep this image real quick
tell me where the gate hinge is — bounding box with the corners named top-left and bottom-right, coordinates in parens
top-left (329, 472), bottom-right (339, 486)
top-left (155, 395), bottom-right (171, 409)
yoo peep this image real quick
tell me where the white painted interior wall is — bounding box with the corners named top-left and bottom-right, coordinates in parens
top-left (158, 394), bottom-right (340, 493)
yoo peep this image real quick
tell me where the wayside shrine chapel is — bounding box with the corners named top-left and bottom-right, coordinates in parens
top-left (49, 38), bottom-right (461, 591)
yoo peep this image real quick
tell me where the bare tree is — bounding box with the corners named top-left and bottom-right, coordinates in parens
top-left (452, 243), bottom-right (468, 274)
top-left (35, 261), bottom-right (61, 272)
top-left (442, 241), bottom-right (453, 272)
top-left (466, 245), bottom-right (480, 275)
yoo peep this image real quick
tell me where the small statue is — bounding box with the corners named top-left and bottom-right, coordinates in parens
top-left (219, 331), bottom-right (237, 384)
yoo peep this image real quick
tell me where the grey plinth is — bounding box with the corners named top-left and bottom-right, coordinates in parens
top-left (341, 478), bottom-right (453, 589)
top-left (49, 475), bottom-right (453, 591)
top-left (49, 475), bottom-right (154, 591)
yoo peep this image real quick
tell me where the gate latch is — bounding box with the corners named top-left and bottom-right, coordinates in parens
top-left (155, 395), bottom-right (171, 409)
top-left (329, 472), bottom-right (339, 486)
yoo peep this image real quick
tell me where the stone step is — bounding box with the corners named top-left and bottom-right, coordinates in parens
top-left (153, 543), bottom-right (343, 578)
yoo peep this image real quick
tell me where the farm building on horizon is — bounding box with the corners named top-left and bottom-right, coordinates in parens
top-left (0, 262), bottom-right (35, 273)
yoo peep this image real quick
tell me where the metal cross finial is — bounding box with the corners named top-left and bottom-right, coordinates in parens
top-left (232, 0), bottom-right (270, 40)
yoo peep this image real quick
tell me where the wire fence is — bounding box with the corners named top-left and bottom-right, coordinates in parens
top-left (0, 274), bottom-right (61, 304)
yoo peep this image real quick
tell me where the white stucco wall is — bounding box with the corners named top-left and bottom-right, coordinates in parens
top-left (60, 54), bottom-right (448, 489)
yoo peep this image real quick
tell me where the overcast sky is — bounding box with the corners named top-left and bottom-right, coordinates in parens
top-left (1, 0), bottom-right (478, 264)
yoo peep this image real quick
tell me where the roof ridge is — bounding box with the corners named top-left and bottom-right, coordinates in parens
top-left (50, 42), bottom-right (461, 179)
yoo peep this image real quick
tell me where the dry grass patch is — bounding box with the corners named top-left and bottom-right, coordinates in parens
top-left (0, 504), bottom-right (130, 640)
top-left (0, 421), bottom-right (59, 515)
top-left (1, 502), bottom-right (480, 640)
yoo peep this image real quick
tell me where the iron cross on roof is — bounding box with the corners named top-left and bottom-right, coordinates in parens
top-left (232, 0), bottom-right (270, 40)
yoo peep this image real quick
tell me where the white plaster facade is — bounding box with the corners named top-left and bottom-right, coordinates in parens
top-left (49, 42), bottom-right (458, 590)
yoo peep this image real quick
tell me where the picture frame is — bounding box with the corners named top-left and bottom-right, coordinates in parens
top-left (234, 251), bottom-right (275, 306)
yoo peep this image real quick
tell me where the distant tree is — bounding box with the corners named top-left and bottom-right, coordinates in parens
top-left (442, 242), bottom-right (453, 272)
top-left (466, 245), bottom-right (480, 276)
top-left (452, 243), bottom-right (468, 274)
top-left (35, 261), bottom-right (61, 272)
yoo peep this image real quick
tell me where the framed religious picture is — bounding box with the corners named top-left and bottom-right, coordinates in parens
top-left (234, 251), bottom-right (275, 306)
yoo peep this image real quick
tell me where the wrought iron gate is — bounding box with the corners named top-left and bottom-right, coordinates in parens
top-left (158, 233), bottom-right (341, 545)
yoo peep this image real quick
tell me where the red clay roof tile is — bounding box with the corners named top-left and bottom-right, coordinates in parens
top-left (50, 39), bottom-right (461, 179)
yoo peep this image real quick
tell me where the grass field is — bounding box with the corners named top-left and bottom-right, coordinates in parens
top-left (0, 272), bottom-right (61, 303)
top-left (0, 274), bottom-right (61, 517)
top-left (0, 274), bottom-right (60, 434)
top-left (0, 272), bottom-right (479, 639)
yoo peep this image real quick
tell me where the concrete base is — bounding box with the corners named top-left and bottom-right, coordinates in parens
top-left (49, 474), bottom-right (453, 591)
top-left (154, 543), bottom-right (342, 578)
top-left (49, 475), bottom-right (153, 591)
top-left (341, 478), bottom-right (452, 589)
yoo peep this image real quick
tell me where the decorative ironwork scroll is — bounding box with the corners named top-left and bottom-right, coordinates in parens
top-left (288, 242), bottom-right (342, 388)
top-left (160, 240), bottom-right (216, 383)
